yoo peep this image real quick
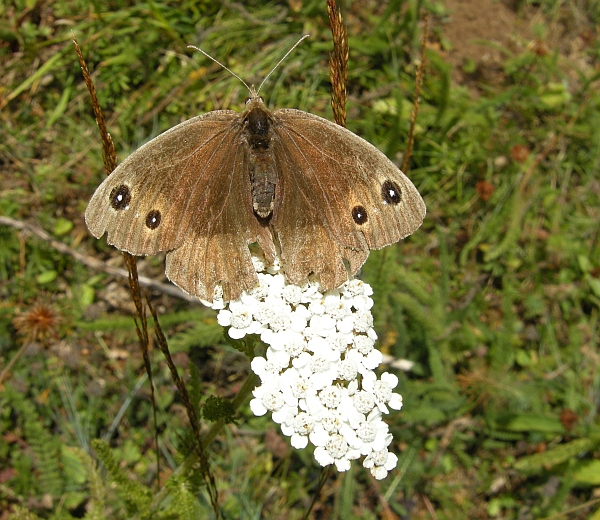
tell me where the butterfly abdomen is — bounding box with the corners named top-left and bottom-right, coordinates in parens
top-left (244, 104), bottom-right (276, 220)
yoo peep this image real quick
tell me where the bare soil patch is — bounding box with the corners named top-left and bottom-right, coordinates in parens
top-left (440, 0), bottom-right (597, 89)
top-left (441, 0), bottom-right (534, 85)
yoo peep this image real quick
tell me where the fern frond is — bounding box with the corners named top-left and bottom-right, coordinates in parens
top-left (92, 439), bottom-right (152, 516)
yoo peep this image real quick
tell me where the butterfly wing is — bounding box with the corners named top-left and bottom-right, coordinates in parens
top-left (164, 139), bottom-right (276, 302)
top-left (270, 108), bottom-right (425, 289)
top-left (86, 110), bottom-right (237, 254)
top-left (85, 110), bottom-right (275, 301)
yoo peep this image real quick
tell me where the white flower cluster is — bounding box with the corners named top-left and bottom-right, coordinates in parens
top-left (212, 256), bottom-right (402, 479)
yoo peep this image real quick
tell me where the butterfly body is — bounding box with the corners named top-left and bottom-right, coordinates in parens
top-left (243, 97), bottom-right (277, 219)
top-left (85, 89), bottom-right (426, 302)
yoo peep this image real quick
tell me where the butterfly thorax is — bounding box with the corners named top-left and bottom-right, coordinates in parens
top-left (242, 96), bottom-right (277, 221)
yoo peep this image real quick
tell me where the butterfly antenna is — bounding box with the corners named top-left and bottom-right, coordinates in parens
top-left (257, 35), bottom-right (310, 95)
top-left (188, 45), bottom-right (251, 92)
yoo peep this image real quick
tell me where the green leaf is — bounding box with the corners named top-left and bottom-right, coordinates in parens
top-left (503, 414), bottom-right (565, 434)
top-left (573, 460), bottom-right (600, 486)
top-left (515, 349), bottom-right (532, 367)
top-left (36, 270), bottom-right (58, 284)
top-left (514, 438), bottom-right (594, 473)
top-left (60, 446), bottom-right (87, 485)
top-left (538, 82), bottom-right (571, 109)
top-left (78, 284), bottom-right (95, 307)
top-left (46, 86), bottom-right (72, 129)
top-left (578, 255), bottom-right (593, 273)
top-left (589, 278), bottom-right (600, 299)
top-left (53, 218), bottom-right (73, 236)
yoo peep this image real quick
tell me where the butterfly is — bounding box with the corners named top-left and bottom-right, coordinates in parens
top-left (85, 45), bottom-right (425, 303)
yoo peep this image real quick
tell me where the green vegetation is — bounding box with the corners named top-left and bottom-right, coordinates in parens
top-left (1, 0), bottom-right (600, 518)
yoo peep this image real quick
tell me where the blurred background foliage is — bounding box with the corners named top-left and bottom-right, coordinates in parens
top-left (1, 0), bottom-right (600, 518)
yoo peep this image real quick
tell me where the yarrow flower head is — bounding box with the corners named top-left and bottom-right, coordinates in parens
top-left (210, 253), bottom-right (406, 480)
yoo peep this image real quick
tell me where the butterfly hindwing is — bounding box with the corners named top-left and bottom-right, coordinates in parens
top-left (165, 142), bottom-right (275, 301)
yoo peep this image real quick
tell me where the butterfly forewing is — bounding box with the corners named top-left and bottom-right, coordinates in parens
top-left (85, 110), bottom-right (246, 254)
top-left (85, 110), bottom-right (275, 301)
top-left (270, 109), bottom-right (425, 286)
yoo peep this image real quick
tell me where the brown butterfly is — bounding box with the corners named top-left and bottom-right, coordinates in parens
top-left (85, 44), bottom-right (426, 303)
